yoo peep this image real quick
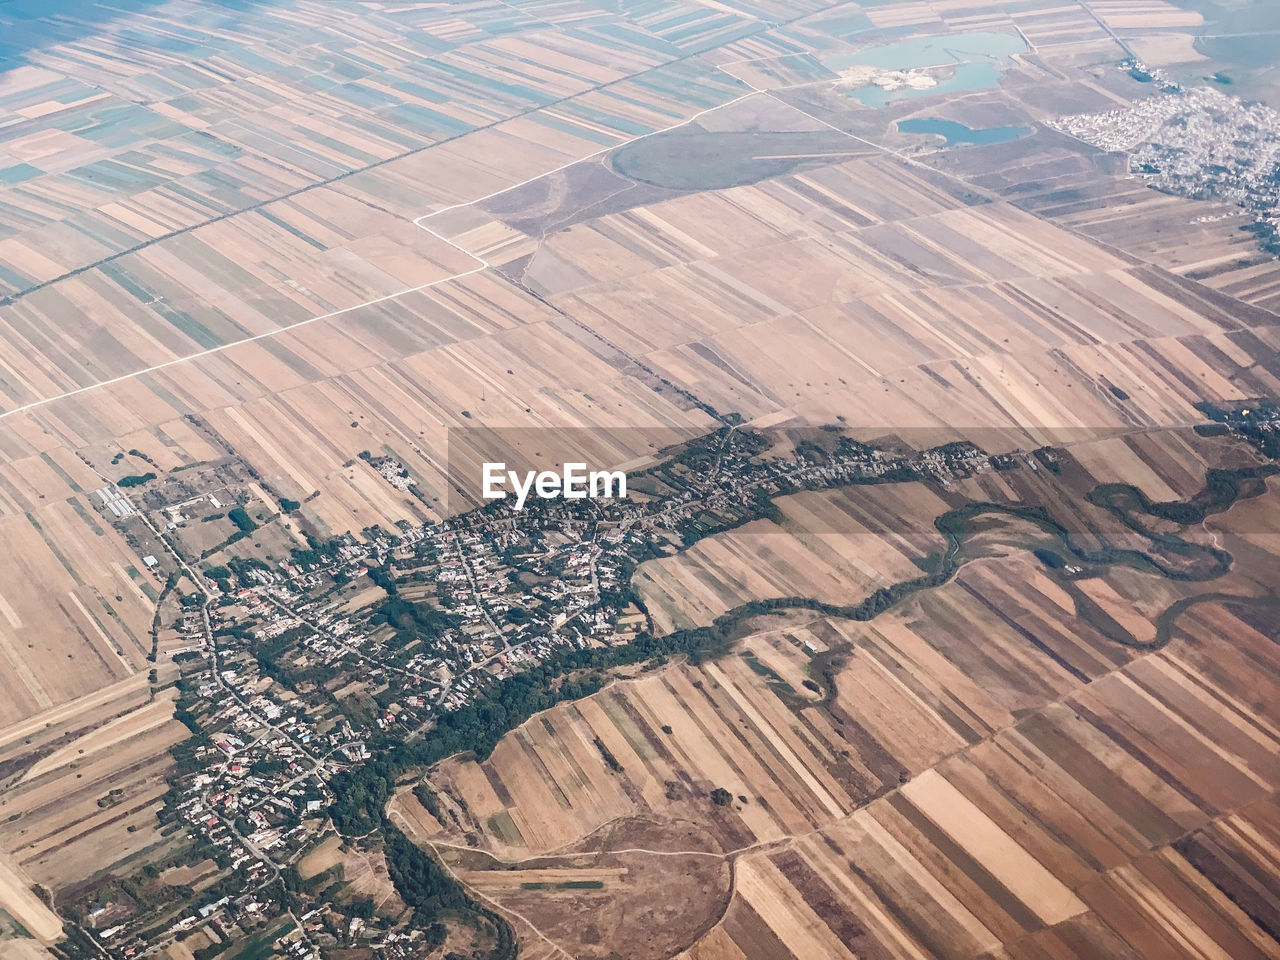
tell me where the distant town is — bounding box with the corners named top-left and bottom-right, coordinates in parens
top-left (1051, 62), bottom-right (1280, 255)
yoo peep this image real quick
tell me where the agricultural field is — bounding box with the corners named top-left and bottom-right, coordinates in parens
top-left (636, 420), bottom-right (1265, 634)
top-left (677, 591), bottom-right (1280, 960)
top-left (295, 835), bottom-right (344, 883)
top-left (0, 448), bottom-right (157, 728)
top-left (0, 673), bottom-right (189, 941)
top-left (0, 857), bottom-right (62, 947)
top-left (394, 415), bottom-right (1280, 955)
top-left (0, 903), bottom-right (59, 958)
top-left (0, 680), bottom-right (190, 895)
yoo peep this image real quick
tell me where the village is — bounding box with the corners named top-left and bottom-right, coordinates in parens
top-left (71, 426), bottom-right (1106, 960)
top-left (1051, 63), bottom-right (1280, 254)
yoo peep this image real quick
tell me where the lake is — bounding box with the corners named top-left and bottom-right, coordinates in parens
top-left (897, 117), bottom-right (1030, 146)
top-left (824, 31), bottom-right (1028, 109)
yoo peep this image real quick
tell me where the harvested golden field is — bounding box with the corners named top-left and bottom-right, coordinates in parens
top-left (0, 684), bottom-right (188, 892)
top-left (0, 937), bottom-right (58, 960)
top-left (21, 694), bottom-right (177, 783)
top-left (296, 835), bottom-right (346, 882)
top-left (0, 902), bottom-right (58, 957)
top-left (928, 118), bottom-right (1280, 314)
top-left (0, 452), bottom-right (156, 727)
top-left (543, 157), bottom-right (1258, 435)
top-left (0, 674), bottom-right (151, 761)
top-left (5, 3), bottom-right (1280, 960)
top-left (340, 846), bottom-right (405, 917)
top-left (0, 1), bottom-right (757, 732)
top-left (4, 269), bottom-right (718, 535)
top-left (442, 828), bottom-right (731, 960)
top-left (0, 854), bottom-right (62, 944)
top-left (0, 0), bottom-right (743, 397)
top-left (637, 421), bottom-right (1270, 637)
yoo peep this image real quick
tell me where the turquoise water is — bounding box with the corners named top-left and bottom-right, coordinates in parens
top-left (825, 31), bottom-right (1027, 108)
top-left (897, 117), bottom-right (1029, 146)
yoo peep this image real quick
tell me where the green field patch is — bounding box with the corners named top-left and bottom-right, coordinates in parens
top-left (519, 879), bottom-right (605, 891)
top-left (485, 811), bottom-right (526, 847)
